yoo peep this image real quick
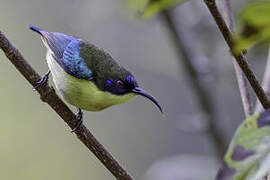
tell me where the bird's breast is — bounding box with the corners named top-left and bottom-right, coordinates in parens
top-left (46, 52), bottom-right (136, 111)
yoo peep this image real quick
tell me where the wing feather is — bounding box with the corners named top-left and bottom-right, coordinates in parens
top-left (61, 40), bottom-right (93, 80)
top-left (29, 26), bottom-right (93, 80)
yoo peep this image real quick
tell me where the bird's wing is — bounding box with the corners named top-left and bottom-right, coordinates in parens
top-left (29, 25), bottom-right (93, 80)
top-left (61, 39), bottom-right (93, 80)
top-left (43, 33), bottom-right (93, 80)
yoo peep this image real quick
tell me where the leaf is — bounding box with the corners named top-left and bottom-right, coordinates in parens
top-left (234, 1), bottom-right (270, 53)
top-left (141, 0), bottom-right (187, 17)
top-left (216, 109), bottom-right (270, 180)
top-left (125, 0), bottom-right (187, 18)
top-left (125, 0), bottom-right (149, 15)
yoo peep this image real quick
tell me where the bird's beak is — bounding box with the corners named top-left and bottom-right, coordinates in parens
top-left (131, 87), bottom-right (163, 113)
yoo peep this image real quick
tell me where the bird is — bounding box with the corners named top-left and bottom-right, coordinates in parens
top-left (29, 25), bottom-right (163, 132)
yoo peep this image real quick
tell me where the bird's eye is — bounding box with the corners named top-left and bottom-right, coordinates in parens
top-left (116, 80), bottom-right (124, 88)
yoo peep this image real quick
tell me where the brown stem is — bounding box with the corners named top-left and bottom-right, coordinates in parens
top-left (162, 10), bottom-right (226, 159)
top-left (0, 30), bottom-right (134, 180)
top-left (220, 0), bottom-right (253, 118)
top-left (203, 0), bottom-right (270, 109)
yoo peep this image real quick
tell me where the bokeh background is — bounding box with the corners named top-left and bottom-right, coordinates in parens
top-left (0, 0), bottom-right (266, 179)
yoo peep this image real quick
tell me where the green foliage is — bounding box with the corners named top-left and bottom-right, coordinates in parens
top-left (142, 0), bottom-right (187, 17)
top-left (125, 0), bottom-right (187, 17)
top-left (125, 0), bottom-right (149, 15)
top-left (216, 109), bottom-right (270, 180)
top-left (234, 1), bottom-right (270, 53)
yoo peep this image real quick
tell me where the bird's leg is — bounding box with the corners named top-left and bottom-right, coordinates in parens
top-left (71, 108), bottom-right (83, 132)
top-left (33, 70), bottom-right (51, 91)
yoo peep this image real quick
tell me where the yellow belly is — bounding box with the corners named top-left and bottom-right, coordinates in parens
top-left (46, 52), bottom-right (136, 111)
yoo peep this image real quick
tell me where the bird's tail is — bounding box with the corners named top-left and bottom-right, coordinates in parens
top-left (28, 25), bottom-right (44, 36)
top-left (28, 25), bottom-right (75, 59)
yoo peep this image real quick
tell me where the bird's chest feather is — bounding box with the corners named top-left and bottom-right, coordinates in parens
top-left (46, 52), bottom-right (135, 111)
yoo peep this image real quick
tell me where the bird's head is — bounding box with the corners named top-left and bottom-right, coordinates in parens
top-left (102, 68), bottom-right (163, 113)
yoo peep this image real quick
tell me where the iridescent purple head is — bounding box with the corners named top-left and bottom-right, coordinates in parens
top-left (105, 75), bottom-right (138, 95)
top-left (104, 74), bottom-right (162, 113)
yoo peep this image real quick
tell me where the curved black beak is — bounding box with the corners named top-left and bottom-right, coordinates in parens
top-left (131, 88), bottom-right (163, 113)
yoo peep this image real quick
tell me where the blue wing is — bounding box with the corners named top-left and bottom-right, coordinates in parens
top-left (29, 25), bottom-right (93, 80)
top-left (61, 39), bottom-right (93, 80)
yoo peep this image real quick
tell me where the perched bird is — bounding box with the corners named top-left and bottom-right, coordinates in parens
top-left (29, 25), bottom-right (162, 131)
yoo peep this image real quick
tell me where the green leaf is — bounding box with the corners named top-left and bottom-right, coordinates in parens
top-left (141, 0), bottom-right (187, 17)
top-left (234, 1), bottom-right (270, 53)
top-left (216, 109), bottom-right (270, 180)
top-left (125, 0), bottom-right (149, 15)
top-left (125, 0), bottom-right (187, 18)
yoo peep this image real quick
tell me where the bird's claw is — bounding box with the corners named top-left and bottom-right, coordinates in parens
top-left (71, 108), bottom-right (83, 133)
top-left (33, 70), bottom-right (51, 91)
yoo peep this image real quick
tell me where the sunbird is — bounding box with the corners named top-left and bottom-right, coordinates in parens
top-left (29, 25), bottom-right (162, 131)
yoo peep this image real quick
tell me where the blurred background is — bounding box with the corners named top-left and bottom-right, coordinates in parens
top-left (0, 0), bottom-right (266, 179)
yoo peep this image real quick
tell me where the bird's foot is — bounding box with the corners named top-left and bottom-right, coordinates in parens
top-left (71, 108), bottom-right (83, 133)
top-left (33, 70), bottom-right (51, 91)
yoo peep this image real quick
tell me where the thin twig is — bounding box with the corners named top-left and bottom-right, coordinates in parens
top-left (161, 10), bottom-right (226, 159)
top-left (255, 47), bottom-right (270, 113)
top-left (0, 30), bottom-right (134, 180)
top-left (220, 0), bottom-right (253, 118)
top-left (203, 0), bottom-right (270, 109)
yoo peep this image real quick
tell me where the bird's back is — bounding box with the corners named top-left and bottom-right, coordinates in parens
top-left (29, 25), bottom-right (124, 85)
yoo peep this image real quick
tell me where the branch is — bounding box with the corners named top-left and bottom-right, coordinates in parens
top-left (255, 47), bottom-right (270, 113)
top-left (161, 10), bottom-right (226, 159)
top-left (220, 0), bottom-right (252, 118)
top-left (203, 0), bottom-right (270, 109)
top-left (0, 31), bottom-right (134, 180)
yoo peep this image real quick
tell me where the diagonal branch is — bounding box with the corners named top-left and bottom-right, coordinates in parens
top-left (161, 10), bottom-right (226, 159)
top-left (0, 30), bottom-right (134, 180)
top-left (203, 0), bottom-right (270, 110)
top-left (220, 0), bottom-right (253, 118)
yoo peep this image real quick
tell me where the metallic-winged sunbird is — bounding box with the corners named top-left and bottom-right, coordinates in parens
top-left (29, 25), bottom-right (163, 131)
